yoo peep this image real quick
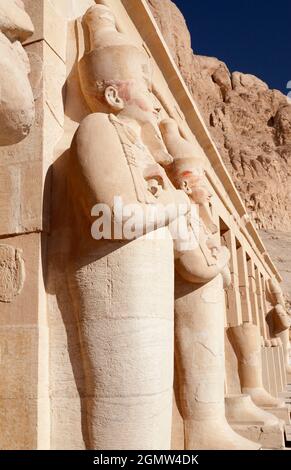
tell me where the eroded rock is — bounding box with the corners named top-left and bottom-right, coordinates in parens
top-left (147, 0), bottom-right (291, 230)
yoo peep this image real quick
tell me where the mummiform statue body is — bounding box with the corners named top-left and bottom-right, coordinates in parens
top-left (266, 278), bottom-right (291, 378)
top-left (67, 5), bottom-right (189, 450)
top-left (226, 281), bottom-right (285, 409)
top-left (160, 119), bottom-right (260, 449)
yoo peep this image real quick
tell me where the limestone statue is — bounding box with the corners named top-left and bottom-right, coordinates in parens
top-left (0, 0), bottom-right (35, 146)
top-left (161, 121), bottom-right (259, 449)
top-left (67, 4), bottom-right (189, 450)
top-left (266, 278), bottom-right (291, 377)
top-left (225, 393), bottom-right (279, 427)
top-left (160, 119), bottom-right (217, 235)
top-left (228, 322), bottom-right (284, 408)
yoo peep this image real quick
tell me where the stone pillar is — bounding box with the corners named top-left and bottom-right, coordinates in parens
top-left (254, 268), bottom-right (268, 339)
top-left (247, 259), bottom-right (260, 327)
top-left (223, 230), bottom-right (242, 327)
top-left (261, 345), bottom-right (271, 393)
top-left (267, 345), bottom-right (278, 397)
top-left (224, 242), bottom-right (283, 448)
top-left (277, 337), bottom-right (288, 389)
top-left (237, 246), bottom-right (252, 323)
top-left (223, 231), bottom-right (245, 394)
top-left (272, 344), bottom-right (284, 394)
top-left (270, 339), bottom-right (288, 396)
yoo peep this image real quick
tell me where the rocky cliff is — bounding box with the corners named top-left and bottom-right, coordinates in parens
top-left (147, 0), bottom-right (291, 231)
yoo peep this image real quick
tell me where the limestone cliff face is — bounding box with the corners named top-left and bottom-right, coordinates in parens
top-left (147, 0), bottom-right (291, 231)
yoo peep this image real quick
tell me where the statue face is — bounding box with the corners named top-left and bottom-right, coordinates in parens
top-left (105, 75), bottom-right (161, 126)
top-left (181, 174), bottom-right (212, 205)
top-left (190, 183), bottom-right (212, 205)
top-left (124, 79), bottom-right (160, 124)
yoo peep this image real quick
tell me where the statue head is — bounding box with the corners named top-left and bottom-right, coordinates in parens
top-left (266, 278), bottom-right (285, 307)
top-left (79, 5), bottom-right (160, 126)
top-left (159, 117), bottom-right (211, 198)
top-left (272, 303), bottom-right (291, 333)
top-left (177, 171), bottom-right (212, 205)
top-left (159, 118), bottom-right (208, 166)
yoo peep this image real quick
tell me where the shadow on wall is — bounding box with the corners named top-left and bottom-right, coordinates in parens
top-left (42, 148), bottom-right (90, 448)
top-left (41, 49), bottom-right (91, 447)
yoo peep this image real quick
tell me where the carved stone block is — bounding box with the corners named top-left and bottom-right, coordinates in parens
top-left (0, 244), bottom-right (25, 302)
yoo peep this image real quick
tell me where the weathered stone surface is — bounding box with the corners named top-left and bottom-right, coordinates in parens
top-left (0, 244), bottom-right (25, 302)
top-left (260, 230), bottom-right (291, 306)
top-left (230, 422), bottom-right (285, 449)
top-left (0, 0), bottom-right (34, 42)
top-left (0, 397), bottom-right (37, 449)
top-left (147, 0), bottom-right (291, 231)
top-left (0, 32), bottom-right (35, 146)
top-left (0, 1), bottom-right (35, 147)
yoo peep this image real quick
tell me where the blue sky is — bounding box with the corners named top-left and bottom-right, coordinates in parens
top-left (172, 0), bottom-right (291, 94)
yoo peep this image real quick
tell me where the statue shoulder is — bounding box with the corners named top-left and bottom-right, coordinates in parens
top-left (68, 113), bottom-right (138, 206)
top-left (78, 111), bottom-right (112, 128)
top-left (70, 112), bottom-right (124, 173)
top-left (75, 112), bottom-right (118, 147)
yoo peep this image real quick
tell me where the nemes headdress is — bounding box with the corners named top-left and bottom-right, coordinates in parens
top-left (159, 118), bottom-right (207, 184)
top-left (78, 4), bottom-right (151, 112)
